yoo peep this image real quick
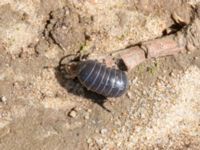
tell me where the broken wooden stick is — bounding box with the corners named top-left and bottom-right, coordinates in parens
top-left (119, 3), bottom-right (200, 71)
top-left (119, 35), bottom-right (185, 70)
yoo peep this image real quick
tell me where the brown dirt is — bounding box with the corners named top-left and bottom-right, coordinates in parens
top-left (0, 0), bottom-right (200, 150)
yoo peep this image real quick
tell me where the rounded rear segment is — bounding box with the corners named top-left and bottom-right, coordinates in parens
top-left (98, 68), bottom-right (128, 97)
top-left (104, 69), bottom-right (128, 97)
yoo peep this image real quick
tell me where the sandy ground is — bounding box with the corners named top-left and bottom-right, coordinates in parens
top-left (0, 0), bottom-right (200, 150)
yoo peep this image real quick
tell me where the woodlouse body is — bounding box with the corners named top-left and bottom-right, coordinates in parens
top-left (74, 60), bottom-right (128, 97)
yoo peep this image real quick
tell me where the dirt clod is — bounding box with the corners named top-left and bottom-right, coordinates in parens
top-left (44, 7), bottom-right (86, 54)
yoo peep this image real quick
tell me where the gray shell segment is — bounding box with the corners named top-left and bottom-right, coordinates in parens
top-left (77, 60), bottom-right (128, 97)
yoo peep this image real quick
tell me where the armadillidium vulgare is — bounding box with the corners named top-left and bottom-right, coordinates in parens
top-left (63, 59), bottom-right (128, 97)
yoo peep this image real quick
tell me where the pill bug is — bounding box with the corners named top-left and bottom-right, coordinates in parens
top-left (62, 58), bottom-right (128, 97)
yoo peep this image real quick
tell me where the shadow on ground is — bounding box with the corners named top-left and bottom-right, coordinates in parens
top-left (54, 59), bottom-right (111, 112)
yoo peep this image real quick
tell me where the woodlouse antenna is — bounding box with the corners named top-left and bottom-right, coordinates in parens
top-left (59, 54), bottom-right (78, 67)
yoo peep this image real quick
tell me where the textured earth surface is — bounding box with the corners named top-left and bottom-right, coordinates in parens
top-left (0, 0), bottom-right (200, 150)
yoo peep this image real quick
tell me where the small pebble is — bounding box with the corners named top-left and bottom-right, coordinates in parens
top-left (100, 128), bottom-right (108, 135)
top-left (68, 110), bottom-right (77, 118)
top-left (169, 71), bottom-right (175, 77)
top-left (62, 25), bottom-right (67, 29)
top-left (87, 109), bottom-right (92, 113)
top-left (84, 113), bottom-right (90, 120)
top-left (0, 96), bottom-right (7, 103)
top-left (142, 90), bottom-right (147, 95)
top-left (127, 92), bottom-right (132, 99)
top-left (87, 138), bottom-right (93, 144)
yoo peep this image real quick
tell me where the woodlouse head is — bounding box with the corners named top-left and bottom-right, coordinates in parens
top-left (59, 54), bottom-right (80, 79)
top-left (63, 62), bottom-right (79, 79)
